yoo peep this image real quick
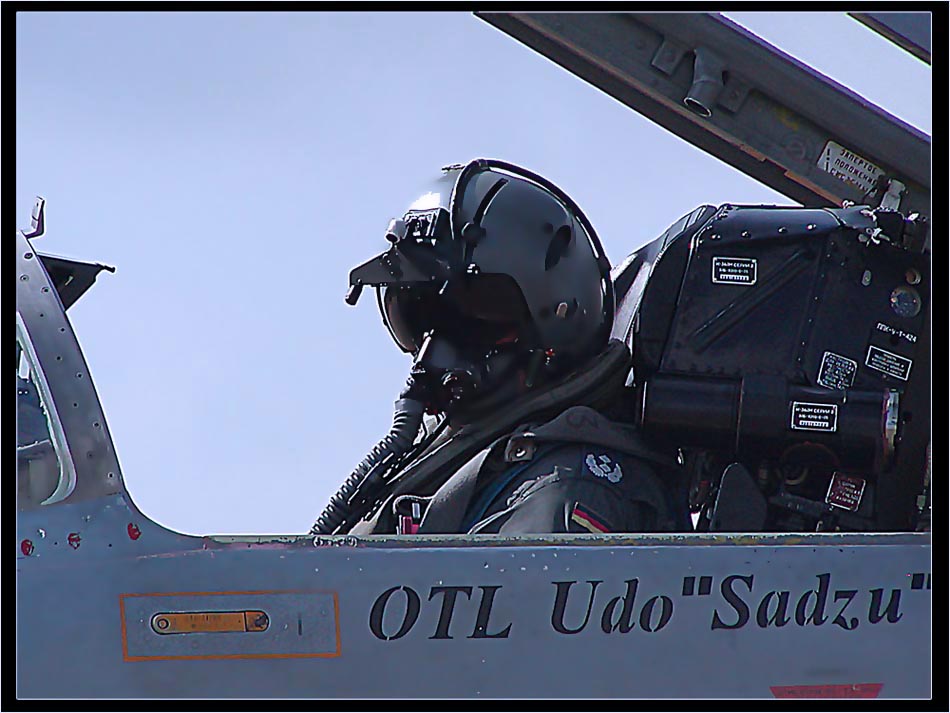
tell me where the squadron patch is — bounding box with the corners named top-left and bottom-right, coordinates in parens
top-left (585, 453), bottom-right (623, 483)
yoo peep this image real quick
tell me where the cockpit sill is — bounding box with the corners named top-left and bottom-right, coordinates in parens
top-left (216, 530), bottom-right (930, 548)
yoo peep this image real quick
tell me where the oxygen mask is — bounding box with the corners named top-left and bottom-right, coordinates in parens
top-left (402, 331), bottom-right (522, 417)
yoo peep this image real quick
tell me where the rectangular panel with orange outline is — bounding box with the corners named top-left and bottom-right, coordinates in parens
top-left (119, 589), bottom-right (340, 661)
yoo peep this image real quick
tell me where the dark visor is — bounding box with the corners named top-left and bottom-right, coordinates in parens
top-left (380, 274), bottom-right (533, 354)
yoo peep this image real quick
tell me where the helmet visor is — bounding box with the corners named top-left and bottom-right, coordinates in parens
top-left (381, 274), bottom-right (533, 354)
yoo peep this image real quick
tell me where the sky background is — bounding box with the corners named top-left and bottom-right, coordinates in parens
top-left (16, 11), bottom-right (931, 535)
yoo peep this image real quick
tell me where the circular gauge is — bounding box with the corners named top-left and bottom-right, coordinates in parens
top-left (890, 286), bottom-right (921, 318)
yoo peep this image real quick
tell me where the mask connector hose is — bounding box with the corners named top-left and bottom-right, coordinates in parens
top-left (310, 397), bottom-right (425, 535)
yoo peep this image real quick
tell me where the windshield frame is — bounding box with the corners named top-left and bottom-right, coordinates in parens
top-left (17, 311), bottom-right (77, 505)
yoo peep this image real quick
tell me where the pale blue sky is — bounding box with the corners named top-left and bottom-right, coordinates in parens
top-left (16, 11), bottom-right (931, 535)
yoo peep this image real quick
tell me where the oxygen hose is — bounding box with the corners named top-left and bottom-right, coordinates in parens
top-left (310, 395), bottom-right (425, 535)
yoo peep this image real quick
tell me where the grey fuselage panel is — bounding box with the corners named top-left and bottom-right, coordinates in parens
top-left (16, 493), bottom-right (931, 698)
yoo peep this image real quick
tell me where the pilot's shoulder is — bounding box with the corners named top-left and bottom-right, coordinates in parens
top-left (506, 405), bottom-right (675, 469)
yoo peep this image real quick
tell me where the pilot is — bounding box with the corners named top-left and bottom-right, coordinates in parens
top-left (311, 159), bottom-right (687, 537)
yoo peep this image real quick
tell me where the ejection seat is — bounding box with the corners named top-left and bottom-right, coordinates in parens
top-left (608, 204), bottom-right (718, 365)
top-left (605, 200), bottom-right (930, 533)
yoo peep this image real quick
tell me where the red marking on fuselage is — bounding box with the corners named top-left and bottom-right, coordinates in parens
top-left (770, 683), bottom-right (883, 699)
top-left (67, 532), bottom-right (81, 549)
top-left (127, 523), bottom-right (141, 540)
top-left (21, 539), bottom-right (34, 556)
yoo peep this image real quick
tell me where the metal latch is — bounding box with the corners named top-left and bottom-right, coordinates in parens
top-left (504, 434), bottom-right (537, 463)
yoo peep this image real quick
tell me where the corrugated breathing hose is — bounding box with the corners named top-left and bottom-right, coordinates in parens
top-left (310, 397), bottom-right (424, 535)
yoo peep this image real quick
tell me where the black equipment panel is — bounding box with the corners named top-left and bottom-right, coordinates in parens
top-left (632, 204), bottom-right (929, 528)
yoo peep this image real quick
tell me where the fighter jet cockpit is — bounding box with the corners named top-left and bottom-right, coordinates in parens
top-left (307, 160), bottom-right (930, 538)
top-left (15, 11), bottom-right (932, 699)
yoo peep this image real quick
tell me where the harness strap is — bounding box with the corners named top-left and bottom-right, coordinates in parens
top-left (460, 444), bottom-right (567, 532)
top-left (414, 447), bottom-right (494, 534)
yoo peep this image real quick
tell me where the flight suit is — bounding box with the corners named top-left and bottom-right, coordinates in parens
top-left (412, 406), bottom-right (686, 535)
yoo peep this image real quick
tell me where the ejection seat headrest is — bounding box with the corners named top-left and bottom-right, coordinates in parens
top-left (609, 205), bottom-right (718, 355)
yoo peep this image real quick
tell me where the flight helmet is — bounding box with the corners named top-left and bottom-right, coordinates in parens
top-left (347, 159), bottom-right (614, 413)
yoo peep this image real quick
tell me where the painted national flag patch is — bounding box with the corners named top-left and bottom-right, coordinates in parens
top-left (570, 503), bottom-right (611, 533)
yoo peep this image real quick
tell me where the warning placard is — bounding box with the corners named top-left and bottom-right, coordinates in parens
top-left (865, 346), bottom-right (912, 381)
top-left (825, 473), bottom-right (866, 512)
top-left (712, 257), bottom-right (757, 285)
top-left (817, 141), bottom-right (884, 194)
top-left (817, 351), bottom-right (857, 390)
top-left (790, 402), bottom-right (838, 432)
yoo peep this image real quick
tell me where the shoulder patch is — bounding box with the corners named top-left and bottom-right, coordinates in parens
top-left (570, 502), bottom-right (612, 533)
top-left (585, 453), bottom-right (623, 483)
